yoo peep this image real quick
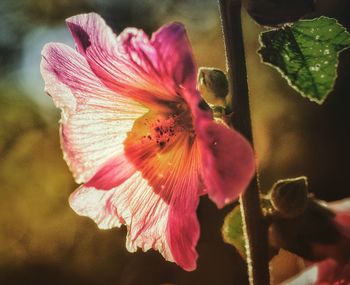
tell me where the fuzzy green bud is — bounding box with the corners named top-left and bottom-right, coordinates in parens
top-left (197, 67), bottom-right (229, 106)
top-left (270, 176), bottom-right (309, 218)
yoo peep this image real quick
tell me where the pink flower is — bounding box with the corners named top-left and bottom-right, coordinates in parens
top-left (40, 13), bottom-right (255, 271)
top-left (283, 198), bottom-right (350, 284)
top-left (283, 259), bottom-right (350, 285)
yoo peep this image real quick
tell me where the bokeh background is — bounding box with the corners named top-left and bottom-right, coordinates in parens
top-left (1, 0), bottom-right (349, 284)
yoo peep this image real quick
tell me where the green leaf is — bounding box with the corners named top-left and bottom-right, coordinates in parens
top-left (258, 16), bottom-right (350, 104)
top-left (222, 205), bottom-right (246, 259)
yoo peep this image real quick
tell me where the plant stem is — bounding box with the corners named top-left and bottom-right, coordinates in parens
top-left (218, 1), bottom-right (270, 284)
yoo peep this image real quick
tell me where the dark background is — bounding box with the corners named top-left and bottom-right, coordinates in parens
top-left (0, 0), bottom-right (349, 284)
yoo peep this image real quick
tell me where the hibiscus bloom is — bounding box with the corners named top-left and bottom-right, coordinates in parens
top-left (40, 13), bottom-right (255, 271)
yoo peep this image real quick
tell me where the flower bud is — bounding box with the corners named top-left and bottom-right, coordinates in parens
top-left (243, 0), bottom-right (315, 26)
top-left (197, 67), bottom-right (229, 106)
top-left (270, 176), bottom-right (309, 218)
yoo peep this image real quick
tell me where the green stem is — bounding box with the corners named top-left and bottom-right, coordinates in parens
top-left (218, 1), bottom-right (270, 284)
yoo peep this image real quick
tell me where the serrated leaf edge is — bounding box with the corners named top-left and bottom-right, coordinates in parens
top-left (257, 16), bottom-right (350, 104)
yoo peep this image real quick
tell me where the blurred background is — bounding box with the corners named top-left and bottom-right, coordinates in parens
top-left (0, 0), bottom-right (349, 284)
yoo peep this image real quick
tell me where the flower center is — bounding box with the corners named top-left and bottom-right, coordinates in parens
top-left (141, 110), bottom-right (194, 149)
top-left (142, 116), bottom-right (177, 148)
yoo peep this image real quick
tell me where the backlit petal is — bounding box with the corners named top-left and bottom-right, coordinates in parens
top-left (179, 86), bottom-right (255, 208)
top-left (151, 22), bottom-right (197, 91)
top-left (66, 13), bottom-right (181, 108)
top-left (123, 113), bottom-right (201, 270)
top-left (41, 43), bottom-right (146, 182)
top-left (85, 154), bottom-right (136, 190)
top-left (70, 171), bottom-right (174, 264)
top-left (197, 121), bottom-right (255, 208)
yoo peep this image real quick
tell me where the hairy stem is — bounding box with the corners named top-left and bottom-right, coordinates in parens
top-left (218, 0), bottom-right (270, 284)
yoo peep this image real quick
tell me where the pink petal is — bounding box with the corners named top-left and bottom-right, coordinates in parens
top-left (85, 155), bottom-right (136, 190)
top-left (179, 87), bottom-right (255, 208)
top-left (151, 22), bottom-right (197, 91)
top-left (283, 259), bottom-right (350, 284)
top-left (70, 166), bottom-right (199, 271)
top-left (69, 185), bottom-right (123, 230)
top-left (197, 120), bottom-right (255, 208)
top-left (316, 259), bottom-right (350, 284)
top-left (329, 198), bottom-right (350, 239)
top-left (66, 13), bottom-right (180, 108)
top-left (123, 114), bottom-right (202, 270)
top-left (41, 43), bottom-right (146, 182)
top-left (167, 194), bottom-right (199, 271)
top-left (336, 214), bottom-right (350, 239)
top-left (70, 171), bottom-right (172, 253)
